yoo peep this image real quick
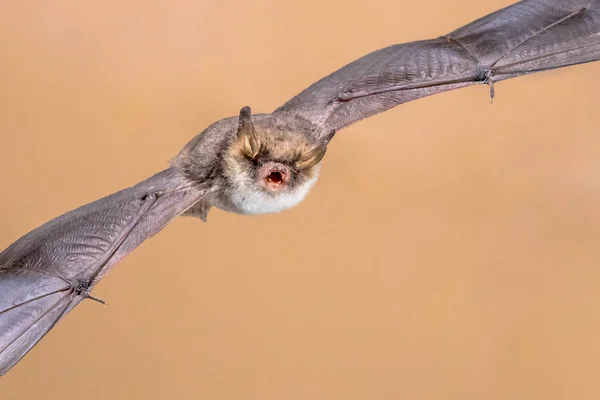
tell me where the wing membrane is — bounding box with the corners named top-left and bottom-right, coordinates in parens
top-left (274, 0), bottom-right (600, 133)
top-left (0, 271), bottom-right (73, 376)
top-left (0, 168), bottom-right (203, 375)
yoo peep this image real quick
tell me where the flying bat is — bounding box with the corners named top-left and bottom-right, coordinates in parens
top-left (1, 0), bottom-right (599, 376)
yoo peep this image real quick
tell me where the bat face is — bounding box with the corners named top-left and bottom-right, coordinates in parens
top-left (219, 107), bottom-right (327, 215)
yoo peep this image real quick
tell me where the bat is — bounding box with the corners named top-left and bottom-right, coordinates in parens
top-left (1, 0), bottom-right (599, 376)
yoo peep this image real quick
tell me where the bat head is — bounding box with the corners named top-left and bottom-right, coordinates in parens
top-left (220, 106), bottom-right (334, 215)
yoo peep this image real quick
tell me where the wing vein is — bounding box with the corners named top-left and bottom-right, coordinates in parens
top-left (0, 267), bottom-right (71, 284)
top-left (0, 288), bottom-right (70, 315)
top-left (493, 40), bottom-right (600, 73)
top-left (443, 35), bottom-right (482, 66)
top-left (0, 294), bottom-right (72, 355)
top-left (75, 193), bottom-right (157, 284)
top-left (489, 6), bottom-right (589, 68)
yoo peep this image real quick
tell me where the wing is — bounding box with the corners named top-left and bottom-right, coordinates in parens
top-left (0, 167), bottom-right (204, 376)
top-left (0, 270), bottom-right (82, 376)
top-left (274, 0), bottom-right (600, 135)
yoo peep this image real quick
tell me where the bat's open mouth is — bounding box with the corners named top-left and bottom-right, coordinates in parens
top-left (259, 162), bottom-right (290, 191)
top-left (267, 171), bottom-right (284, 184)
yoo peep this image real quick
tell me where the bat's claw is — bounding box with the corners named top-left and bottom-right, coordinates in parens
top-left (476, 66), bottom-right (495, 103)
top-left (85, 293), bottom-right (107, 306)
top-left (70, 279), bottom-right (107, 306)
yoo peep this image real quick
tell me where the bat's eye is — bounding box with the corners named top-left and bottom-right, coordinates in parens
top-left (266, 171), bottom-right (283, 184)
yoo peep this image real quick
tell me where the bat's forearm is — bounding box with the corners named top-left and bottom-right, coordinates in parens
top-left (90, 176), bottom-right (205, 284)
top-left (0, 167), bottom-right (204, 284)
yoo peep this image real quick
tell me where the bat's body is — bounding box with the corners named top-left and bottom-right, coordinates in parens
top-left (2, 0), bottom-right (599, 376)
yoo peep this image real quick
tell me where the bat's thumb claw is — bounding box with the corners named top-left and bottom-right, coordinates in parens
top-left (487, 78), bottom-right (495, 103)
top-left (86, 293), bottom-right (107, 306)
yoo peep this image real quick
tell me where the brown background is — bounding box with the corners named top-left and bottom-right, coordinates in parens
top-left (1, 0), bottom-right (600, 398)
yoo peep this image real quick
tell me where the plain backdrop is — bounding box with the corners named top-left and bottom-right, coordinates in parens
top-left (1, 0), bottom-right (600, 399)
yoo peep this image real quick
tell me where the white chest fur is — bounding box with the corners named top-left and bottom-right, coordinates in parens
top-left (225, 172), bottom-right (319, 215)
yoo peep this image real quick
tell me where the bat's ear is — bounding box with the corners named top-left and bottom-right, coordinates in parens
top-left (297, 129), bottom-right (335, 170)
top-left (297, 145), bottom-right (327, 170)
top-left (236, 106), bottom-right (260, 158)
